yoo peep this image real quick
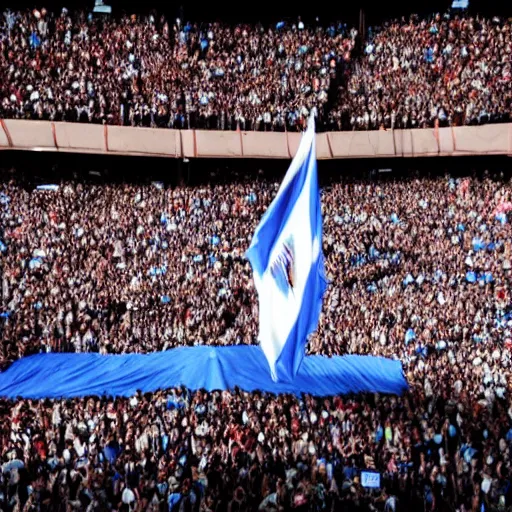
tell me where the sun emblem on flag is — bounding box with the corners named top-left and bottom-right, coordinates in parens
top-left (270, 237), bottom-right (296, 294)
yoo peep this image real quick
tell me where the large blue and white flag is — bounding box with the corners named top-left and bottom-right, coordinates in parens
top-left (246, 116), bottom-right (326, 382)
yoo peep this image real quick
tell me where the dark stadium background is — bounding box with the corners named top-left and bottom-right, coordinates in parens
top-left (0, 0), bottom-right (508, 27)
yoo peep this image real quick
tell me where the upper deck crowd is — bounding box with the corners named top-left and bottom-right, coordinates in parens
top-left (0, 9), bottom-right (510, 131)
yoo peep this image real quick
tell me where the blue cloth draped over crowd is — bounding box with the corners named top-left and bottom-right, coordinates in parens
top-left (0, 117), bottom-right (410, 400)
top-left (0, 346), bottom-right (408, 399)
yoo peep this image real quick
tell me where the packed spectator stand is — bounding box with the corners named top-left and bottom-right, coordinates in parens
top-left (0, 9), bottom-right (355, 131)
top-left (0, 8), bottom-right (510, 132)
top-left (329, 14), bottom-right (512, 130)
top-left (1, 159), bottom-right (512, 511)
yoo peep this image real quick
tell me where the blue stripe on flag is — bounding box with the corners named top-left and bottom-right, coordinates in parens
top-left (276, 126), bottom-right (326, 381)
top-left (245, 158), bottom-right (310, 277)
top-left (275, 250), bottom-right (326, 381)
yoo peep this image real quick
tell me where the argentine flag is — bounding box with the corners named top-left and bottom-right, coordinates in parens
top-left (246, 116), bottom-right (326, 382)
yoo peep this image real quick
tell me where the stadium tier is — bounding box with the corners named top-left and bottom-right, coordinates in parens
top-left (0, 10), bottom-right (510, 131)
top-left (1, 161), bottom-right (512, 511)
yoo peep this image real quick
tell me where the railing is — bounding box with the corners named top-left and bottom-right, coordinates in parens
top-left (0, 119), bottom-right (511, 159)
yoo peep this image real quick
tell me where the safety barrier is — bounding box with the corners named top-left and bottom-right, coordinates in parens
top-left (1, 119), bottom-right (511, 159)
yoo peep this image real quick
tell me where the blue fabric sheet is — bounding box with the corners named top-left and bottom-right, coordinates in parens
top-left (0, 346), bottom-right (408, 399)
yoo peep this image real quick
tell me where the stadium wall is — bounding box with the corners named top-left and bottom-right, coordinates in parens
top-left (0, 119), bottom-right (511, 159)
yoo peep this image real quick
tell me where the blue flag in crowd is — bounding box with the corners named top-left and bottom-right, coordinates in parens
top-left (246, 116), bottom-right (327, 382)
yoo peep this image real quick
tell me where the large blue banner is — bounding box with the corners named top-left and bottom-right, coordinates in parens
top-left (0, 346), bottom-right (408, 399)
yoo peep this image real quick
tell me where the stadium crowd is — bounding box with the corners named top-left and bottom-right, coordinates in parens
top-left (1, 8), bottom-right (511, 131)
top-left (1, 5), bottom-right (512, 512)
top-left (0, 9), bottom-right (354, 131)
top-left (1, 166), bottom-right (512, 511)
top-left (329, 14), bottom-right (512, 130)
